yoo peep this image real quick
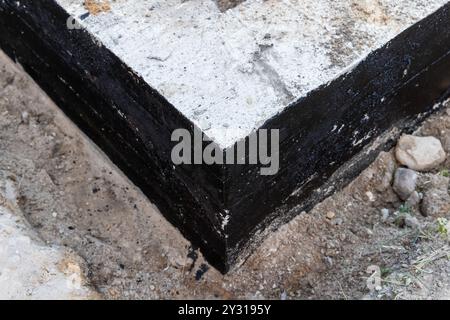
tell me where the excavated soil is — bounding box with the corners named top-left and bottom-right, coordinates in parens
top-left (1, 50), bottom-right (450, 299)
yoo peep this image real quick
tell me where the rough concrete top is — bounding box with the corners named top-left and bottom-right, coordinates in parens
top-left (57, 0), bottom-right (448, 148)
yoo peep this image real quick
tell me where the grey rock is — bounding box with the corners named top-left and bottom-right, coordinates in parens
top-left (393, 168), bottom-right (418, 200)
top-left (440, 134), bottom-right (450, 154)
top-left (421, 189), bottom-right (450, 217)
top-left (406, 191), bottom-right (421, 207)
top-left (404, 214), bottom-right (421, 229)
top-left (419, 174), bottom-right (450, 217)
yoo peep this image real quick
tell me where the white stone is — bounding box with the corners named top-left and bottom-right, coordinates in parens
top-left (326, 211), bottom-right (336, 220)
top-left (380, 208), bottom-right (390, 222)
top-left (395, 135), bottom-right (446, 171)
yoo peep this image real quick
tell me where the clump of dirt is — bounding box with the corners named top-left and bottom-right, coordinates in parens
top-left (1, 50), bottom-right (450, 299)
top-left (84, 0), bottom-right (111, 16)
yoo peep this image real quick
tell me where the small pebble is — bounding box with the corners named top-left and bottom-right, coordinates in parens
top-left (365, 191), bottom-right (375, 202)
top-left (381, 208), bottom-right (390, 222)
top-left (326, 211), bottom-right (335, 219)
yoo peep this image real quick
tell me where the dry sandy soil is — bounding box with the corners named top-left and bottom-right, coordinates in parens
top-left (1, 50), bottom-right (450, 300)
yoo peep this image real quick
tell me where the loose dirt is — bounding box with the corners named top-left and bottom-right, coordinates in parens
top-left (1, 50), bottom-right (450, 299)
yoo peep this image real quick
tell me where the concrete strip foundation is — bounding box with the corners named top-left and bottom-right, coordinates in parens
top-left (1, 0), bottom-right (450, 272)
